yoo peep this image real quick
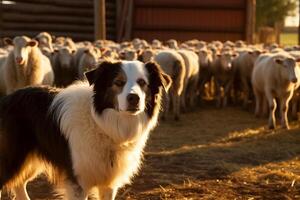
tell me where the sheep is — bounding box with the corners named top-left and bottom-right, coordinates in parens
top-left (234, 49), bottom-right (262, 108)
top-left (1, 37), bottom-right (14, 52)
top-left (132, 39), bottom-right (149, 50)
top-left (2, 36), bottom-right (54, 94)
top-left (291, 87), bottom-right (300, 120)
top-left (166, 39), bottom-right (179, 49)
top-left (0, 48), bottom-right (9, 56)
top-left (154, 50), bottom-right (186, 120)
top-left (75, 41), bottom-right (92, 49)
top-left (139, 48), bottom-right (156, 63)
top-left (0, 55), bottom-right (7, 95)
top-left (235, 40), bottom-right (246, 48)
top-left (35, 32), bottom-right (54, 52)
top-left (211, 50), bottom-right (237, 108)
top-left (252, 52), bottom-right (300, 129)
top-left (52, 46), bottom-right (76, 87)
top-left (197, 48), bottom-right (214, 99)
top-left (101, 48), bottom-right (119, 60)
top-left (54, 36), bottom-right (77, 52)
top-left (178, 49), bottom-right (200, 110)
top-left (76, 46), bottom-right (100, 79)
top-left (211, 40), bottom-right (223, 50)
top-left (119, 48), bottom-right (138, 61)
top-left (196, 41), bottom-right (207, 49)
top-left (152, 39), bottom-right (162, 49)
top-left (40, 46), bottom-right (53, 61)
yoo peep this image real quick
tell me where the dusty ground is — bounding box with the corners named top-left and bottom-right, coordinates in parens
top-left (3, 102), bottom-right (300, 199)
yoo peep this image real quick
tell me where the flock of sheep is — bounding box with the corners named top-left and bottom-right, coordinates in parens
top-left (0, 32), bottom-right (300, 129)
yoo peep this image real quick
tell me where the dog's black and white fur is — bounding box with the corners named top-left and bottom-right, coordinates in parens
top-left (0, 60), bottom-right (171, 200)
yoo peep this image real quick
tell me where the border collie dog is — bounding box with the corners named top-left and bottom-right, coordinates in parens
top-left (0, 61), bottom-right (171, 200)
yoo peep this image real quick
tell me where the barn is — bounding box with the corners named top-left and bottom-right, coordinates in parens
top-left (0, 0), bottom-right (256, 43)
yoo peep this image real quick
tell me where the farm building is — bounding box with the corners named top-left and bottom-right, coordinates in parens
top-left (0, 0), bottom-right (256, 42)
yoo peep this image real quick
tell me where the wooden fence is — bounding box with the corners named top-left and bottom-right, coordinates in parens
top-left (0, 0), bottom-right (255, 43)
top-left (0, 0), bottom-right (115, 41)
top-left (117, 0), bottom-right (255, 43)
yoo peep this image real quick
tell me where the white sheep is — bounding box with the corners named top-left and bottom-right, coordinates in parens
top-left (3, 36), bottom-right (54, 94)
top-left (154, 50), bottom-right (186, 120)
top-left (178, 49), bottom-right (200, 110)
top-left (252, 52), bottom-right (300, 129)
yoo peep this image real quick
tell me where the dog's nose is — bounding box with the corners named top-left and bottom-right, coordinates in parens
top-left (127, 94), bottom-right (140, 106)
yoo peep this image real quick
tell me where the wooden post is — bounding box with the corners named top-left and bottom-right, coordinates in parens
top-left (124, 0), bottom-right (133, 41)
top-left (0, 0), bottom-right (3, 38)
top-left (117, 0), bottom-right (130, 42)
top-left (94, 0), bottom-right (106, 40)
top-left (116, 0), bottom-right (123, 42)
top-left (298, 0), bottom-right (300, 45)
top-left (246, 0), bottom-right (256, 44)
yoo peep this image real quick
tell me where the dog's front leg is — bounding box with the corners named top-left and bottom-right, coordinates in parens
top-left (98, 187), bottom-right (117, 200)
top-left (64, 180), bottom-right (87, 200)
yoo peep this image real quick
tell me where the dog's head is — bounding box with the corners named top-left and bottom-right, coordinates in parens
top-left (85, 60), bottom-right (171, 117)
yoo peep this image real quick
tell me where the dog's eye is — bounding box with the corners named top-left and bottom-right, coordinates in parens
top-left (114, 80), bottom-right (125, 87)
top-left (137, 79), bottom-right (146, 87)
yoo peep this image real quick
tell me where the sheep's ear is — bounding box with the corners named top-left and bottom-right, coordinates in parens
top-left (71, 50), bottom-right (76, 54)
top-left (84, 49), bottom-right (89, 53)
top-left (248, 51), bottom-right (253, 55)
top-left (3, 37), bottom-right (13, 45)
top-left (254, 50), bottom-right (262, 56)
top-left (136, 49), bottom-right (143, 56)
top-left (274, 58), bottom-right (284, 65)
top-left (27, 40), bottom-right (38, 47)
top-left (161, 72), bottom-right (172, 92)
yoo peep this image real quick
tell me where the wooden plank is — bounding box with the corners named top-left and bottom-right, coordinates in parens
top-left (3, 22), bottom-right (93, 32)
top-left (133, 30), bottom-right (243, 42)
top-left (134, 8), bottom-right (245, 32)
top-left (94, 0), bottom-right (106, 40)
top-left (135, 27), bottom-right (243, 33)
top-left (135, 0), bottom-right (245, 9)
top-left (3, 13), bottom-right (93, 25)
top-left (14, 0), bottom-right (93, 8)
top-left (3, 3), bottom-right (93, 16)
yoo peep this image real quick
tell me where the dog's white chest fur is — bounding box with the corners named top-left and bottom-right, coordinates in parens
top-left (52, 82), bottom-right (154, 189)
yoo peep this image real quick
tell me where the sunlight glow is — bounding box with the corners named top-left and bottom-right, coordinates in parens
top-left (1, 0), bottom-right (16, 4)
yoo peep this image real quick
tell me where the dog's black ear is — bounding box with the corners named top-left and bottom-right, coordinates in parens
top-left (145, 61), bottom-right (172, 92)
top-left (85, 68), bottom-right (97, 85)
top-left (85, 61), bottom-right (121, 85)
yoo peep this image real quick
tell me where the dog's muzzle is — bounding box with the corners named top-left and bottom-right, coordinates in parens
top-left (127, 93), bottom-right (140, 112)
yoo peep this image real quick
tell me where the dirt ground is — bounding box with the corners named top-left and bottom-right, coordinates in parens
top-left (3, 102), bottom-right (300, 200)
